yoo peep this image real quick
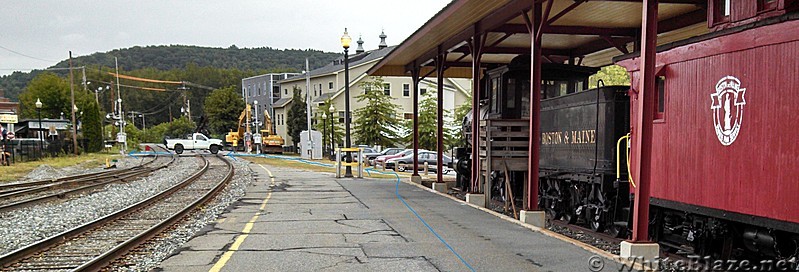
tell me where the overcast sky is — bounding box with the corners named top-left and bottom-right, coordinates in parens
top-left (0, 0), bottom-right (451, 76)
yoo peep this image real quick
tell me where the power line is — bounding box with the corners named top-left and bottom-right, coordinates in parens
top-left (0, 45), bottom-right (57, 62)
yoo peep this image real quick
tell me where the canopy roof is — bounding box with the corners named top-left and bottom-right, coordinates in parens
top-left (368, 0), bottom-right (709, 78)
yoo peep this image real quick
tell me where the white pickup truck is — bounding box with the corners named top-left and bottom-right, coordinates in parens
top-left (164, 133), bottom-right (224, 154)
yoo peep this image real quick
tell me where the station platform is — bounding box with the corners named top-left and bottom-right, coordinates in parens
top-left (157, 162), bottom-right (626, 271)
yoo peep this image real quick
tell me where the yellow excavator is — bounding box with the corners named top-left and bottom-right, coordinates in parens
top-left (225, 104), bottom-right (251, 151)
top-left (260, 109), bottom-right (284, 154)
top-left (225, 105), bottom-right (284, 153)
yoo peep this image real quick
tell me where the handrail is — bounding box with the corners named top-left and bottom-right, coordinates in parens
top-left (616, 133), bottom-right (635, 188)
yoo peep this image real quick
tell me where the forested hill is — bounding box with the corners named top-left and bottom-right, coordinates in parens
top-left (0, 45), bottom-right (340, 101)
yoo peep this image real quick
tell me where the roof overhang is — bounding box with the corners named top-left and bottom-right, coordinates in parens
top-left (368, 0), bottom-right (709, 78)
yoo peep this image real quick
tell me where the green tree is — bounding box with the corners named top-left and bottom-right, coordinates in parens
top-left (353, 77), bottom-right (403, 148)
top-left (164, 116), bottom-right (195, 138)
top-left (18, 72), bottom-right (92, 120)
top-left (405, 89), bottom-right (453, 151)
top-left (286, 87), bottom-right (307, 149)
top-left (203, 86), bottom-right (246, 135)
top-left (450, 101), bottom-right (472, 150)
top-left (82, 101), bottom-right (104, 152)
top-left (314, 99), bottom-right (343, 151)
top-left (588, 65), bottom-right (630, 88)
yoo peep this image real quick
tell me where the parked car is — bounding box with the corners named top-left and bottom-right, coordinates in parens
top-left (374, 149), bottom-right (414, 167)
top-left (385, 151), bottom-right (452, 172)
top-left (363, 147), bottom-right (404, 166)
top-left (164, 133), bottom-right (224, 154)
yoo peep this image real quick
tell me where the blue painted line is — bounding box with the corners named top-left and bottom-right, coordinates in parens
top-left (228, 153), bottom-right (475, 271)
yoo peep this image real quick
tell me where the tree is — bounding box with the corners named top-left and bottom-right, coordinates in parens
top-left (18, 72), bottom-right (92, 120)
top-left (353, 77), bottom-right (403, 148)
top-left (588, 65), bottom-right (630, 88)
top-left (450, 101), bottom-right (473, 150)
top-left (314, 99), bottom-right (344, 151)
top-left (286, 87), bottom-right (307, 149)
top-left (164, 116), bottom-right (195, 138)
top-left (82, 101), bottom-right (104, 152)
top-left (405, 89), bottom-right (454, 151)
top-left (204, 86), bottom-right (246, 135)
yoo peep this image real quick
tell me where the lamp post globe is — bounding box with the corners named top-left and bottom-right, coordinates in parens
top-left (341, 28), bottom-right (353, 177)
top-left (35, 98), bottom-right (43, 158)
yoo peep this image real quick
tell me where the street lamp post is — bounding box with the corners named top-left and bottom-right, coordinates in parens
top-left (341, 28), bottom-right (353, 177)
top-left (329, 105), bottom-right (336, 160)
top-left (322, 112), bottom-right (327, 157)
top-left (254, 100), bottom-right (259, 154)
top-left (35, 98), bottom-right (43, 159)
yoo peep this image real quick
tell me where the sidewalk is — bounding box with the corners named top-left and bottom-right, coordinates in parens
top-left (157, 161), bottom-right (626, 271)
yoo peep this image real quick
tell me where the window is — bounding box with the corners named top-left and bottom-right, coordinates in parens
top-left (319, 84), bottom-right (322, 94)
top-left (383, 83), bottom-right (391, 96)
top-left (284, 88), bottom-right (288, 95)
top-left (329, 82), bottom-right (333, 90)
top-left (403, 84), bottom-right (410, 97)
top-left (420, 88), bottom-right (427, 95)
top-left (758, 0), bottom-right (778, 12)
top-left (655, 76), bottom-right (666, 120)
top-left (403, 113), bottom-right (413, 119)
top-left (257, 87), bottom-right (261, 96)
top-left (338, 111), bottom-right (351, 123)
top-left (712, 0), bottom-right (731, 25)
top-left (364, 84), bottom-right (371, 94)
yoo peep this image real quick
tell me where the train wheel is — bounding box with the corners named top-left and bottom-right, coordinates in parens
top-left (588, 207), bottom-right (605, 232)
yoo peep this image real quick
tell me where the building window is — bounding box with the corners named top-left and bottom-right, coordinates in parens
top-left (655, 76), bottom-right (665, 120)
top-left (329, 82), bottom-right (333, 90)
top-left (257, 87), bottom-right (261, 96)
top-left (403, 113), bottom-right (413, 119)
top-left (284, 88), bottom-right (288, 95)
top-left (364, 85), bottom-right (371, 94)
top-left (420, 88), bottom-right (427, 95)
top-left (338, 111), bottom-right (352, 123)
top-left (383, 83), bottom-right (391, 96)
top-left (319, 84), bottom-right (322, 95)
top-left (403, 84), bottom-right (410, 97)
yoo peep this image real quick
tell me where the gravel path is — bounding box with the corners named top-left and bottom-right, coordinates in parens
top-left (0, 156), bottom-right (201, 255)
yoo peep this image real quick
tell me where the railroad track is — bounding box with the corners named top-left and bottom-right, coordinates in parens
top-left (0, 145), bottom-right (174, 212)
top-left (0, 154), bottom-right (234, 271)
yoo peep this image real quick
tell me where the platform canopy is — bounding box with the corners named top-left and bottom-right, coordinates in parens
top-left (368, 0), bottom-right (708, 78)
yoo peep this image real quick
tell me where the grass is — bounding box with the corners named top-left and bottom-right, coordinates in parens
top-left (0, 152), bottom-right (122, 183)
top-left (243, 156), bottom-right (409, 179)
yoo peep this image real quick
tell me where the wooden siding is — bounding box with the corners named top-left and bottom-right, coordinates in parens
top-left (620, 20), bottom-right (799, 223)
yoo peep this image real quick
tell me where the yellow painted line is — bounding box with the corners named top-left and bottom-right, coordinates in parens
top-left (208, 164), bottom-right (274, 272)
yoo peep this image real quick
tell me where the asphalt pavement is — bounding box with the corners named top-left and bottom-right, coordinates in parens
top-left (156, 160), bottom-right (625, 272)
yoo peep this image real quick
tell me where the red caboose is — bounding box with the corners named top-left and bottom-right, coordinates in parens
top-left (618, 1), bottom-right (799, 258)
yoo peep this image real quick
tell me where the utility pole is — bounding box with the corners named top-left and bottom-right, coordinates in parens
top-left (115, 57), bottom-right (126, 152)
top-left (69, 52), bottom-right (78, 155)
top-left (305, 58), bottom-right (313, 159)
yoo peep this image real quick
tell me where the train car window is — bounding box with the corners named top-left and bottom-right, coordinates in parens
top-left (712, 0), bottom-right (731, 25)
top-left (655, 76), bottom-right (666, 120)
top-left (491, 78), bottom-right (499, 114)
top-left (507, 78), bottom-right (516, 109)
top-left (758, 0), bottom-right (778, 12)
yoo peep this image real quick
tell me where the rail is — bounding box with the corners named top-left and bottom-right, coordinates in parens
top-left (0, 154), bottom-right (233, 271)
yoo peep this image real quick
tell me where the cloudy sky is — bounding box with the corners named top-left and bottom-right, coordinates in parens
top-left (0, 0), bottom-right (451, 76)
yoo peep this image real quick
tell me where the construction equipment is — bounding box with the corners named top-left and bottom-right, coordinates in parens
top-left (260, 109), bottom-right (284, 154)
top-left (225, 104), bottom-right (251, 151)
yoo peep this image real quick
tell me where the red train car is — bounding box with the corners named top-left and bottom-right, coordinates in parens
top-left (617, 3), bottom-right (799, 258)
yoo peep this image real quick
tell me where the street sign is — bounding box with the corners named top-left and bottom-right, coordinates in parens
top-left (0, 114), bottom-right (17, 124)
top-left (117, 132), bottom-right (127, 143)
top-left (6, 132), bottom-right (14, 140)
top-left (253, 133), bottom-right (262, 143)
